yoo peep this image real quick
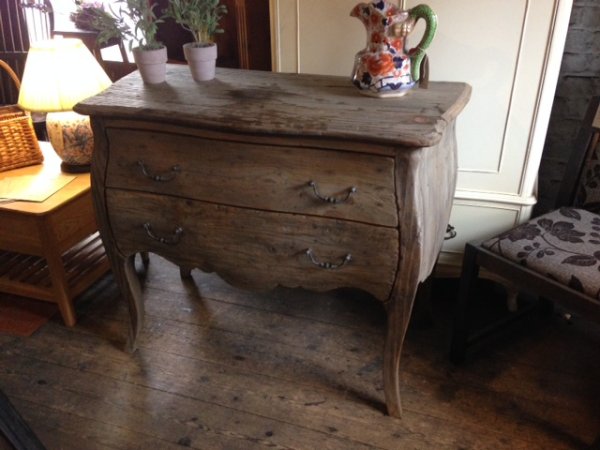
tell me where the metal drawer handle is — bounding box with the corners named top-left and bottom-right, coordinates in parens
top-left (138, 160), bottom-right (181, 182)
top-left (308, 180), bottom-right (357, 204)
top-left (305, 248), bottom-right (352, 269)
top-left (445, 224), bottom-right (457, 240)
top-left (143, 222), bottom-right (183, 245)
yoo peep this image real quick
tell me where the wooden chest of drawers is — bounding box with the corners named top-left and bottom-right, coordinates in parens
top-left (76, 66), bottom-right (470, 417)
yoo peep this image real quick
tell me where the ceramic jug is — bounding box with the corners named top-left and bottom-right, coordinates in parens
top-left (351, 1), bottom-right (437, 97)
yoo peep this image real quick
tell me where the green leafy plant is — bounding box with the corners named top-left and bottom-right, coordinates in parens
top-left (71, 1), bottom-right (130, 47)
top-left (166, 0), bottom-right (227, 46)
top-left (70, 1), bottom-right (118, 32)
top-left (88, 0), bottom-right (165, 51)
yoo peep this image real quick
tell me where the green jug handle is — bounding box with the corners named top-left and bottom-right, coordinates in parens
top-left (408, 4), bottom-right (437, 82)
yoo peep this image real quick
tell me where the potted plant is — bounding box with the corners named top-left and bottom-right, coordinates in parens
top-left (87, 0), bottom-right (167, 84)
top-left (165, 0), bottom-right (227, 81)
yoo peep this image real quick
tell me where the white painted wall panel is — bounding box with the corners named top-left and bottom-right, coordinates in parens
top-left (270, 0), bottom-right (572, 270)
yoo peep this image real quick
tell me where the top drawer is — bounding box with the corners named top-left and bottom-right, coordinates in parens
top-left (105, 128), bottom-right (397, 227)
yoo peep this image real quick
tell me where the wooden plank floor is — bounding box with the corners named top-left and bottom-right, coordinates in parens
top-left (0, 254), bottom-right (598, 449)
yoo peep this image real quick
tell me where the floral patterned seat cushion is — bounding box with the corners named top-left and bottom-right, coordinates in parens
top-left (482, 207), bottom-right (600, 300)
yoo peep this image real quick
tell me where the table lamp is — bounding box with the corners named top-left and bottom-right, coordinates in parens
top-left (17, 38), bottom-right (111, 173)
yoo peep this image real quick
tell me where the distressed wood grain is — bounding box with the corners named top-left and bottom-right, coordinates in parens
top-left (105, 127), bottom-right (398, 227)
top-left (78, 67), bottom-right (470, 417)
top-left (75, 66), bottom-right (471, 148)
top-left (1, 259), bottom-right (597, 449)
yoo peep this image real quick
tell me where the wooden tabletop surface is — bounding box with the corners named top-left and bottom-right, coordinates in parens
top-left (0, 142), bottom-right (90, 216)
top-left (75, 66), bottom-right (471, 148)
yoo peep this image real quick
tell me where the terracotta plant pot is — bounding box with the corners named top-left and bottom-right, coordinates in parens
top-left (132, 46), bottom-right (168, 84)
top-left (183, 42), bottom-right (217, 82)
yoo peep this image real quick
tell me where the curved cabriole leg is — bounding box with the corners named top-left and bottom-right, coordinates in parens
top-left (112, 253), bottom-right (144, 352)
top-left (383, 278), bottom-right (420, 418)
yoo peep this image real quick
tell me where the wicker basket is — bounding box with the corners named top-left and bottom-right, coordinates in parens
top-left (0, 60), bottom-right (44, 172)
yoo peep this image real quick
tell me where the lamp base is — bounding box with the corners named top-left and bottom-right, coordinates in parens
top-left (60, 162), bottom-right (90, 173)
top-left (46, 111), bottom-right (94, 169)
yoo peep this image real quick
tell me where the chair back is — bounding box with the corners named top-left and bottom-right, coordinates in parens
top-left (1, 1), bottom-right (31, 104)
top-left (556, 96), bottom-right (600, 213)
top-left (19, 0), bottom-right (54, 46)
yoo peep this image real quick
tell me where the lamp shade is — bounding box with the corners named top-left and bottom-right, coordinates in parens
top-left (18, 38), bottom-right (111, 113)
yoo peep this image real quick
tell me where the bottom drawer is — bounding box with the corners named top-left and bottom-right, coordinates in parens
top-left (107, 189), bottom-right (398, 301)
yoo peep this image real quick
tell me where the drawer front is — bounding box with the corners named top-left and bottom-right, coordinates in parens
top-left (105, 128), bottom-right (397, 227)
top-left (107, 189), bottom-right (398, 301)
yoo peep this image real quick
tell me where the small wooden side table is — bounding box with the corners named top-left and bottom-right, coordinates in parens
top-left (0, 142), bottom-right (110, 326)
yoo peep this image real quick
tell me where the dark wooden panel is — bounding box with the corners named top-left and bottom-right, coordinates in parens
top-left (155, 0), bottom-right (271, 70)
top-left (243, 0), bottom-right (271, 71)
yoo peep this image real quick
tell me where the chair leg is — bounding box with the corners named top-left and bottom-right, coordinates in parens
top-left (505, 285), bottom-right (519, 312)
top-left (450, 243), bottom-right (480, 364)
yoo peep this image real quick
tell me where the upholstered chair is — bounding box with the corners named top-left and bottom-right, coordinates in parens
top-left (450, 96), bottom-right (600, 362)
